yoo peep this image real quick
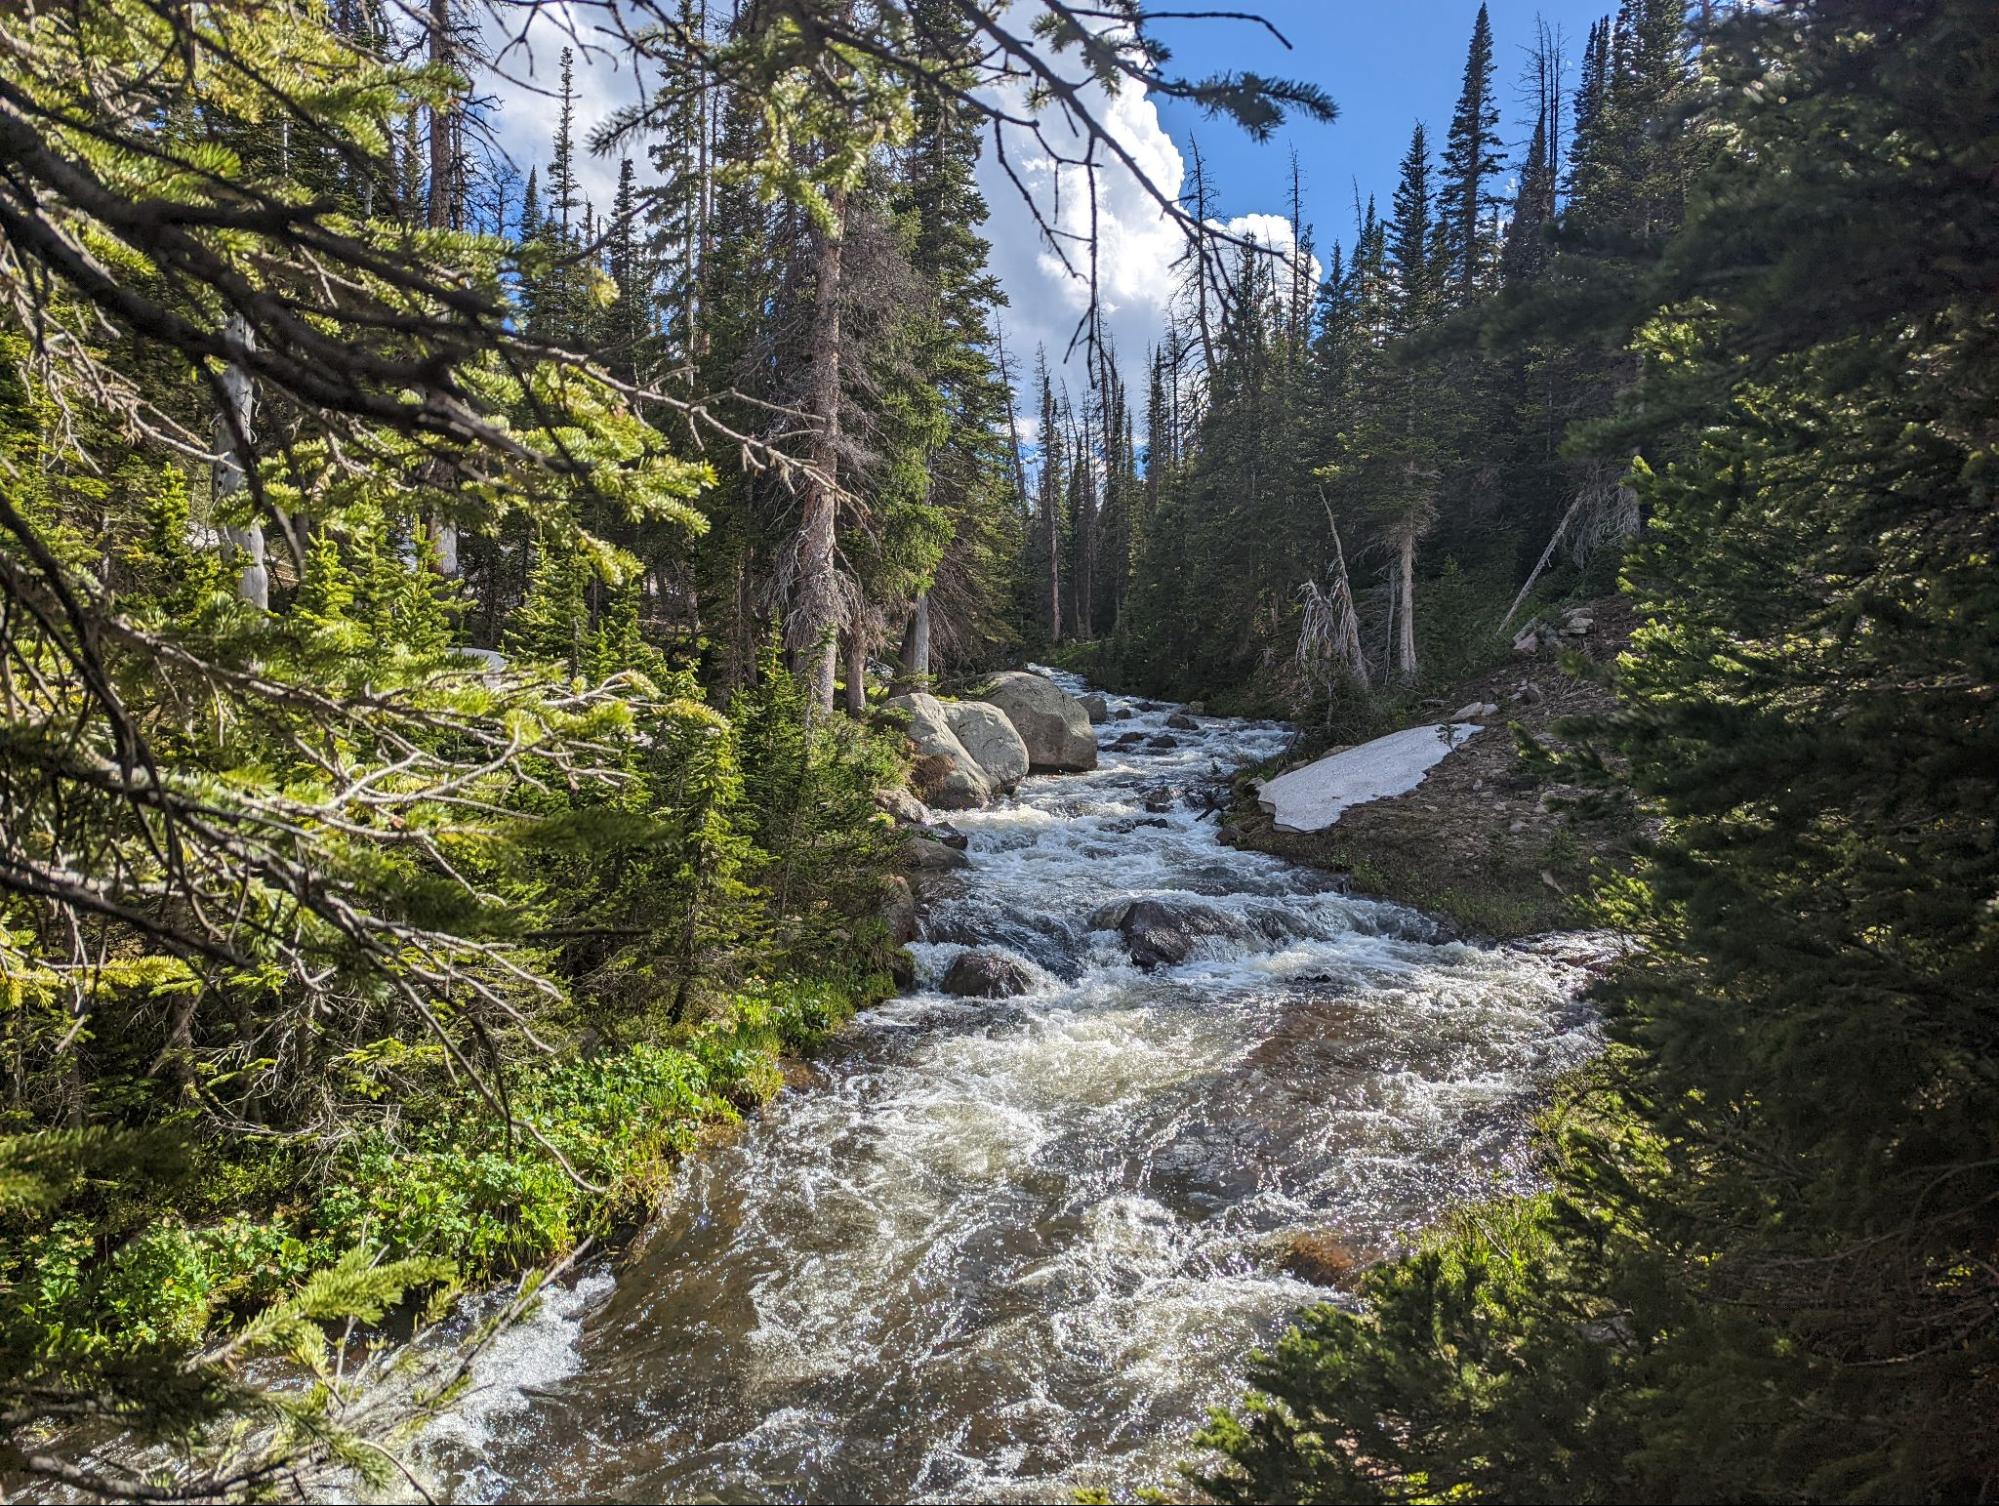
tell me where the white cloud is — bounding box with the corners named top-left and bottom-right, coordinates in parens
top-left (976, 66), bottom-right (1191, 404)
top-left (480, 10), bottom-right (1309, 434)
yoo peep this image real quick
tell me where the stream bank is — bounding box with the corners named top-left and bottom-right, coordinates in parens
top-left (1224, 596), bottom-right (1644, 940)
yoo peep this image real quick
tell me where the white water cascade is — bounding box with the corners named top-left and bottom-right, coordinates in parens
top-left (436, 673), bottom-right (1602, 1503)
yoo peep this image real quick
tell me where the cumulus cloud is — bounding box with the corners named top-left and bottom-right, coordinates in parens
top-left (481, 9), bottom-right (1309, 427)
top-left (975, 67), bottom-right (1316, 418)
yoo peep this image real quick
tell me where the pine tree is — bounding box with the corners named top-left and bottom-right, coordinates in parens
top-left (1387, 125), bottom-right (1442, 338)
top-left (1438, 5), bottom-right (1504, 301)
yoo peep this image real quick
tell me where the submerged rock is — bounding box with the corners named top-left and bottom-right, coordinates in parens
top-left (1088, 895), bottom-right (1254, 968)
top-left (1146, 733), bottom-right (1180, 750)
top-left (980, 671), bottom-right (1098, 772)
top-left (1110, 731), bottom-right (1147, 750)
top-left (941, 950), bottom-right (1036, 998)
top-left (1165, 711), bottom-right (1198, 730)
top-left (1275, 1231), bottom-right (1370, 1287)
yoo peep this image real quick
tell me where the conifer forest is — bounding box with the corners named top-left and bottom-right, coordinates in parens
top-left (0, 0), bottom-right (1994, 1500)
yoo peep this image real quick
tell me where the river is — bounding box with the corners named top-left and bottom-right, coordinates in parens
top-left (429, 673), bottom-right (1602, 1503)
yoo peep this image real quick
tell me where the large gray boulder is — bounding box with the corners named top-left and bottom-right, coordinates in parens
top-left (980, 671), bottom-right (1098, 773)
top-left (941, 700), bottom-right (1030, 795)
top-left (940, 949), bottom-right (1037, 998)
top-left (1088, 896), bottom-right (1254, 969)
top-left (888, 692), bottom-right (992, 809)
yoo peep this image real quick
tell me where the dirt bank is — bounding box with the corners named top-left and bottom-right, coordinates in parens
top-left (1225, 596), bottom-right (1643, 939)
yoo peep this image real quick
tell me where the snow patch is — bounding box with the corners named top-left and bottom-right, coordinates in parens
top-left (1256, 724), bottom-right (1482, 834)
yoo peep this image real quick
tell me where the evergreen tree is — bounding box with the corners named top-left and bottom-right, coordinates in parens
top-left (1437, 5), bottom-right (1504, 301)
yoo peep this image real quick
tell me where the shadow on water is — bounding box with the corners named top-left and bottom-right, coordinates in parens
top-left (427, 671), bottom-right (1605, 1504)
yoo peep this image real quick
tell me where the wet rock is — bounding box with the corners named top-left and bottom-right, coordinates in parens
top-left (941, 699), bottom-right (1030, 795)
top-left (1110, 731), bottom-right (1147, 750)
top-left (888, 692), bottom-right (992, 809)
top-left (940, 949), bottom-right (1037, 998)
top-left (1113, 708), bottom-right (1135, 721)
top-left (902, 832), bottom-right (970, 873)
top-left (1145, 733), bottom-right (1180, 750)
top-left (1142, 787), bottom-right (1177, 813)
top-left (1276, 1231), bottom-right (1369, 1287)
top-left (1088, 896), bottom-right (1254, 968)
top-left (979, 671), bottom-right (1098, 773)
top-left (1165, 711), bottom-right (1198, 730)
top-left (878, 874), bottom-right (917, 945)
top-left (1217, 823), bottom-right (1243, 846)
top-left (1078, 693), bottom-right (1111, 725)
top-left (888, 948), bottom-right (917, 990)
top-left (926, 822), bottom-right (970, 850)
top-left (873, 786), bottom-right (930, 825)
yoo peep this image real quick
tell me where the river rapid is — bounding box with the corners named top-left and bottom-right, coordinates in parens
top-left (433, 674), bottom-right (1602, 1503)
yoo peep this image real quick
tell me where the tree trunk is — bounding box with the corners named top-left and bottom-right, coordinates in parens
top-left (845, 609), bottom-right (868, 719)
top-left (1395, 528), bottom-right (1419, 683)
top-left (897, 592), bottom-right (931, 691)
top-left (796, 188), bottom-right (849, 719)
top-left (425, 0), bottom-right (460, 576)
top-left (215, 313), bottom-right (266, 610)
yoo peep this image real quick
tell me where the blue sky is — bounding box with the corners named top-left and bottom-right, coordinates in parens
top-left (966, 1), bottom-right (1616, 412)
top-left (490, 3), bottom-right (1617, 410)
top-left (1149, 1), bottom-right (1612, 252)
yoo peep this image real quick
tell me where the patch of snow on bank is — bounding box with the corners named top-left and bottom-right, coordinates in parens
top-left (1257, 723), bottom-right (1481, 834)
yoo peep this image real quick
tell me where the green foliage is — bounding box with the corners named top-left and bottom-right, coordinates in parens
top-left (1194, 4), bottom-right (1999, 1500)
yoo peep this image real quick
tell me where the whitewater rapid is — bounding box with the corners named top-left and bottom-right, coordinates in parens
top-left (434, 672), bottom-right (1601, 1502)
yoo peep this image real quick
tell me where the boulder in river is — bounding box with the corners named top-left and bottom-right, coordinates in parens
top-left (940, 949), bottom-right (1037, 998)
top-left (1164, 711), bottom-right (1198, 731)
top-left (1078, 693), bottom-right (1111, 725)
top-left (902, 831), bottom-right (970, 873)
top-left (1088, 896), bottom-right (1254, 968)
top-left (1276, 1231), bottom-right (1370, 1287)
top-left (889, 692), bottom-right (992, 809)
top-left (878, 874), bottom-right (918, 946)
top-left (1110, 730), bottom-right (1147, 750)
top-left (1145, 733), bottom-right (1180, 750)
top-left (979, 671), bottom-right (1098, 773)
top-left (1142, 787), bottom-right (1178, 813)
top-left (941, 699), bottom-right (1030, 795)
top-left (1113, 708), bottom-right (1134, 721)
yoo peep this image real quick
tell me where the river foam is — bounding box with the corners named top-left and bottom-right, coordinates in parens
top-left (428, 671), bottom-right (1604, 1503)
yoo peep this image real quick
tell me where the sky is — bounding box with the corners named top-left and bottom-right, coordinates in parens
top-left (488, 2), bottom-right (1615, 414)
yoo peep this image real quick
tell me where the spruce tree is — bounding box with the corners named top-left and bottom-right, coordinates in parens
top-left (1438, 5), bottom-right (1504, 301)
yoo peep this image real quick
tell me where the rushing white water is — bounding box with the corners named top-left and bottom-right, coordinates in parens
top-left (437, 674), bottom-right (1601, 1503)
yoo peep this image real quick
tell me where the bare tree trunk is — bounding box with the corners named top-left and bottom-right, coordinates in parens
top-left (1395, 528), bottom-right (1418, 683)
top-left (898, 591), bottom-right (931, 690)
top-left (425, 0), bottom-right (460, 577)
top-left (215, 313), bottom-right (266, 609)
top-left (845, 609), bottom-right (868, 718)
top-left (796, 188), bottom-right (849, 719)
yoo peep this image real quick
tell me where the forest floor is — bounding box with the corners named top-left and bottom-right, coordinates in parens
top-left (1224, 594), bottom-right (1645, 939)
